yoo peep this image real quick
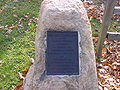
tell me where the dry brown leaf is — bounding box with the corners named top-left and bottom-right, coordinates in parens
top-left (96, 39), bottom-right (120, 89)
top-left (18, 72), bottom-right (25, 80)
top-left (22, 68), bottom-right (29, 73)
top-left (12, 81), bottom-right (23, 90)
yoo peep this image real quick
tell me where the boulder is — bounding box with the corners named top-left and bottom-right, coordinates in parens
top-left (23, 0), bottom-right (98, 90)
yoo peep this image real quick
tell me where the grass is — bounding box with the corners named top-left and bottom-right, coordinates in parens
top-left (0, 0), bottom-right (120, 90)
top-left (90, 18), bottom-right (120, 37)
top-left (0, 0), bottom-right (41, 89)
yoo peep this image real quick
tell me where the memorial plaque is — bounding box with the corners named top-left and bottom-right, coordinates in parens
top-left (46, 31), bottom-right (79, 75)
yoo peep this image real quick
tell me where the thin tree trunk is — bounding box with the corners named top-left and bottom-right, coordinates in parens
top-left (96, 0), bottom-right (117, 58)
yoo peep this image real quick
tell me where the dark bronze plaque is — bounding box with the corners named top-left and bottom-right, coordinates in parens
top-left (46, 31), bottom-right (79, 75)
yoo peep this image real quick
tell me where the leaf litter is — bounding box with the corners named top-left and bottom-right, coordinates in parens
top-left (97, 39), bottom-right (120, 90)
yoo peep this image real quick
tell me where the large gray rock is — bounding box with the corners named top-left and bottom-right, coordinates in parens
top-left (23, 0), bottom-right (98, 90)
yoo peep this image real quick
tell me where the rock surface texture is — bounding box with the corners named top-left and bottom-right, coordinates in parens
top-left (23, 0), bottom-right (98, 90)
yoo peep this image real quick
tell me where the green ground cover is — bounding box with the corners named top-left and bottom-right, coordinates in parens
top-left (0, 0), bottom-right (120, 90)
top-left (0, 0), bottom-right (41, 89)
top-left (90, 18), bottom-right (120, 37)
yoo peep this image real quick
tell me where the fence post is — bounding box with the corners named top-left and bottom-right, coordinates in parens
top-left (96, 0), bottom-right (117, 58)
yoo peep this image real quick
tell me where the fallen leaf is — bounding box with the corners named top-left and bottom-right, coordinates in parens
top-left (22, 68), bottom-right (29, 73)
top-left (12, 80), bottom-right (23, 90)
top-left (30, 58), bottom-right (34, 64)
top-left (18, 72), bottom-right (25, 80)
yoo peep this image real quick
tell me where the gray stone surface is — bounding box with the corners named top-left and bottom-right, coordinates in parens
top-left (107, 32), bottom-right (120, 41)
top-left (114, 6), bottom-right (120, 15)
top-left (23, 0), bottom-right (98, 90)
